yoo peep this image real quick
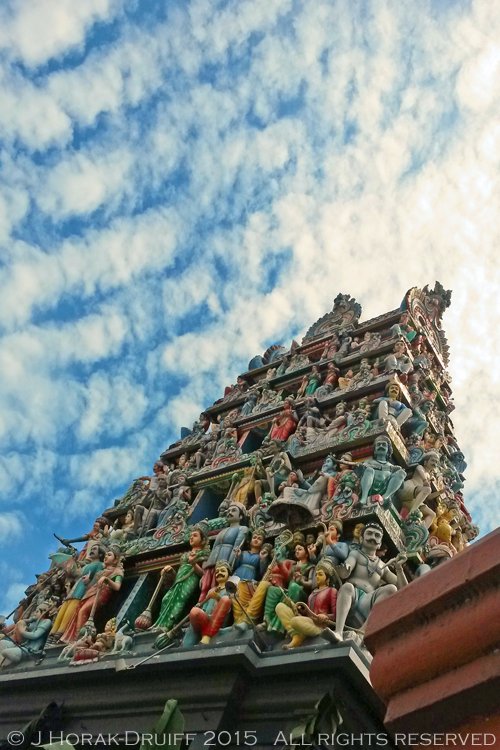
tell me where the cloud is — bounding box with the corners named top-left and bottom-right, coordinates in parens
top-left (0, 0), bottom-right (124, 67)
top-left (1, 0), bottom-right (500, 607)
top-left (0, 512), bottom-right (24, 542)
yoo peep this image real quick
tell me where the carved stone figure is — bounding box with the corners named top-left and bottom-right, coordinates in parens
top-left (320, 336), bottom-right (340, 361)
top-left (275, 558), bottom-right (337, 649)
top-left (397, 451), bottom-right (440, 528)
top-left (199, 503), bottom-right (248, 602)
top-left (55, 517), bottom-right (109, 561)
top-left (60, 546), bottom-right (124, 644)
top-left (0, 603), bottom-right (52, 669)
top-left (268, 398), bottom-right (298, 442)
top-left (383, 340), bottom-right (413, 377)
top-left (315, 363), bottom-right (340, 398)
top-left (183, 561), bottom-right (233, 647)
top-left (373, 380), bottom-right (412, 430)
top-left (322, 523), bottom-right (407, 643)
top-left (220, 454), bottom-right (267, 513)
top-left (358, 435), bottom-right (406, 506)
top-left (49, 541), bottom-right (104, 642)
top-left (391, 312), bottom-right (416, 343)
top-left (154, 523), bottom-right (210, 632)
top-left (297, 366), bottom-right (322, 399)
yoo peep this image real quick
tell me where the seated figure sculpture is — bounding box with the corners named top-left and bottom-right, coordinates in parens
top-left (242, 537), bottom-right (314, 635)
top-left (183, 561), bottom-right (233, 647)
top-left (322, 523), bottom-right (407, 643)
top-left (358, 435), bottom-right (406, 506)
top-left (0, 603), bottom-right (52, 669)
top-left (275, 558), bottom-right (337, 649)
top-left (397, 450), bottom-right (439, 529)
top-left (372, 380), bottom-right (412, 431)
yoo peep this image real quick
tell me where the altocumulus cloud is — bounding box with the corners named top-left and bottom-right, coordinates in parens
top-left (0, 0), bottom-right (499, 609)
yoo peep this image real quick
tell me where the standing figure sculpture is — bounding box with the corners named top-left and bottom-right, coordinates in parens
top-left (199, 503), bottom-right (248, 602)
top-left (55, 517), bottom-right (108, 561)
top-left (49, 541), bottom-right (104, 642)
top-left (322, 523), bottom-right (406, 643)
top-left (60, 546), bottom-right (124, 643)
top-left (153, 523), bottom-right (210, 634)
top-left (297, 366), bottom-right (322, 399)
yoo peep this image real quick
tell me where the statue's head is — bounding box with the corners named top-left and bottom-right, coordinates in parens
top-left (226, 502), bottom-right (247, 524)
top-left (104, 545), bottom-right (121, 567)
top-left (422, 450), bottom-right (440, 472)
top-left (327, 519), bottom-right (343, 540)
top-left (394, 340), bottom-right (406, 354)
top-left (315, 558), bottom-right (335, 586)
top-left (251, 529), bottom-right (266, 550)
top-left (215, 560), bottom-right (232, 585)
top-left (294, 542), bottom-right (308, 561)
top-left (87, 541), bottom-right (104, 561)
top-left (292, 531), bottom-right (306, 547)
top-left (322, 455), bottom-right (335, 473)
top-left (386, 380), bottom-right (401, 400)
top-left (373, 435), bottom-right (392, 461)
top-left (361, 522), bottom-right (384, 551)
top-left (105, 618), bottom-right (117, 636)
top-left (190, 521), bottom-right (210, 547)
top-left (353, 523), bottom-right (365, 541)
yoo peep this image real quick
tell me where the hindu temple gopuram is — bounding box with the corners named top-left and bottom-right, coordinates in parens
top-left (0, 283), bottom-right (479, 746)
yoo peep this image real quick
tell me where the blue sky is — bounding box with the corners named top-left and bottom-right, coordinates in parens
top-left (1, 0), bottom-right (499, 613)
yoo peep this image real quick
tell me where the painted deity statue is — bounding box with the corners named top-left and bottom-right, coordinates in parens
top-left (249, 539), bottom-right (314, 635)
top-left (320, 453), bottom-right (360, 518)
top-left (154, 523), bottom-right (210, 633)
top-left (156, 475), bottom-right (192, 528)
top-left (358, 435), bottom-right (406, 506)
top-left (397, 450), bottom-right (440, 529)
top-left (296, 397), bottom-right (325, 441)
top-left (322, 523), bottom-right (406, 643)
top-left (315, 363), bottom-right (340, 398)
top-left (230, 529), bottom-right (271, 625)
top-left (297, 366), bottom-right (322, 400)
top-left (268, 398), bottom-right (298, 442)
top-left (133, 462), bottom-right (171, 535)
top-left (275, 558), bottom-right (337, 649)
top-left (68, 618), bottom-right (117, 666)
top-left (109, 509), bottom-right (135, 541)
top-left (199, 503), bottom-right (248, 602)
top-left (383, 340), bottom-right (413, 377)
top-left (320, 335), bottom-right (339, 361)
top-left (0, 603), bottom-right (53, 669)
top-left (391, 312), bottom-right (416, 343)
top-left (372, 380), bottom-right (412, 431)
top-left (55, 517), bottom-right (108, 562)
top-left (183, 561), bottom-right (233, 647)
top-left (60, 547), bottom-right (124, 643)
top-left (193, 432), bottom-right (218, 471)
top-left (220, 453), bottom-right (267, 513)
top-left (49, 541), bottom-right (104, 642)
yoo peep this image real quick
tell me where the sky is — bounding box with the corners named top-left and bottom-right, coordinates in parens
top-left (1, 0), bottom-right (499, 614)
